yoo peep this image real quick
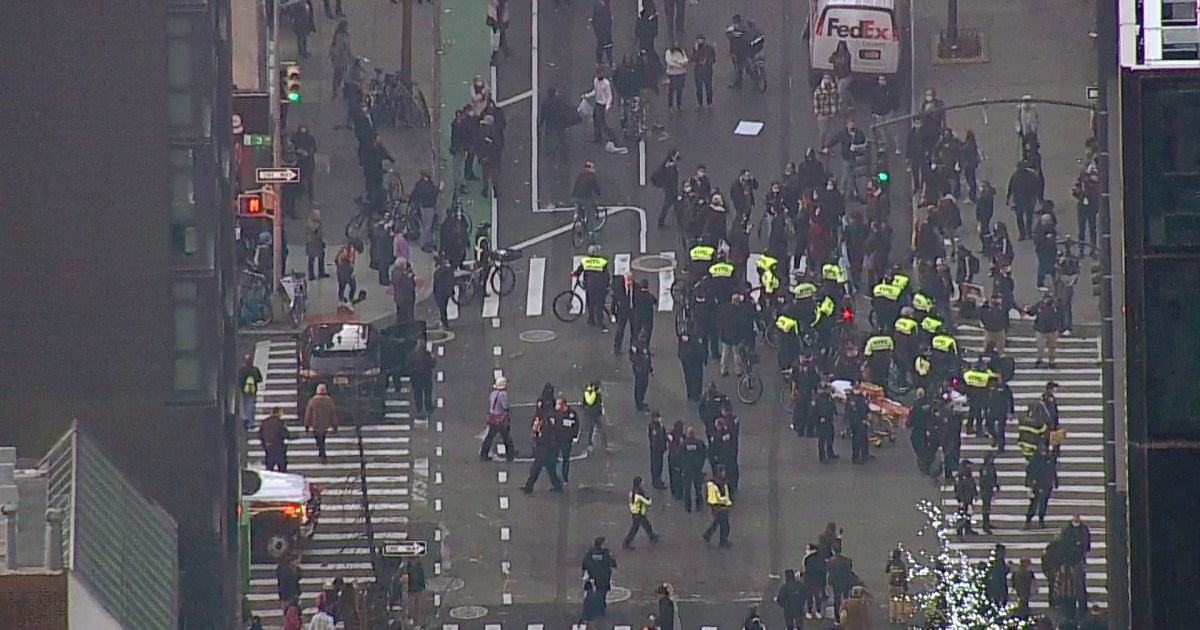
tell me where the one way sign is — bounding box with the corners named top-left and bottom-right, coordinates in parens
top-left (382, 541), bottom-right (427, 557)
top-left (256, 167), bottom-right (301, 184)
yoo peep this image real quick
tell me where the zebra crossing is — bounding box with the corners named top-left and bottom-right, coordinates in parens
top-left (945, 326), bottom-right (1107, 611)
top-left (245, 339), bottom-right (416, 625)
top-left (447, 252), bottom-right (774, 321)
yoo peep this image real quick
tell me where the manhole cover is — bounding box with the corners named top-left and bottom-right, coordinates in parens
top-left (631, 254), bottom-right (677, 273)
top-left (427, 576), bottom-right (465, 593)
top-left (426, 329), bottom-right (455, 344)
top-left (519, 330), bottom-right (557, 343)
top-left (449, 605), bottom-right (489, 620)
top-left (607, 586), bottom-right (632, 603)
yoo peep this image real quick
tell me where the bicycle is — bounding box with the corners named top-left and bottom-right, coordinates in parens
top-left (746, 49), bottom-right (767, 93)
top-left (345, 195), bottom-right (376, 242)
top-left (552, 275), bottom-right (587, 322)
top-left (736, 344), bottom-right (764, 404)
top-left (385, 167), bottom-right (407, 207)
top-left (280, 272), bottom-right (308, 328)
top-left (239, 269), bottom-right (274, 327)
top-left (450, 228), bottom-right (520, 307)
top-left (779, 367), bottom-right (795, 413)
top-left (570, 199), bottom-right (608, 248)
top-left (620, 96), bottom-right (647, 142)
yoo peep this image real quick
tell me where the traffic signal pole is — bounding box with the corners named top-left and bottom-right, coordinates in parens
top-left (270, 0), bottom-right (283, 291)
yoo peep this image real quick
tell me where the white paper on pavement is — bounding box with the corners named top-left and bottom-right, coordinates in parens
top-left (734, 120), bottom-right (765, 136)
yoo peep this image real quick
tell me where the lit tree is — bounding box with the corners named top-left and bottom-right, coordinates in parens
top-left (898, 500), bottom-right (1034, 630)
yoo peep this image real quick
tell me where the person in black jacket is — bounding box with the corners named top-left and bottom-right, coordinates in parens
top-left (986, 374), bottom-right (1014, 451)
top-left (656, 583), bottom-right (677, 630)
top-left (432, 255), bottom-right (455, 328)
top-left (522, 418), bottom-right (563, 493)
top-left (680, 426), bottom-right (708, 512)
top-left (631, 339), bottom-right (654, 411)
top-left (954, 460), bottom-right (979, 538)
top-left (814, 381), bottom-right (839, 462)
top-left (537, 88), bottom-right (571, 152)
top-left (632, 279), bottom-right (658, 343)
top-left (1006, 160), bottom-right (1041, 240)
top-left (980, 452), bottom-right (1000, 533)
top-left (611, 274), bottom-right (634, 354)
top-left (581, 536), bottom-right (618, 614)
top-left (1024, 443), bottom-right (1055, 528)
top-left (667, 420), bottom-right (686, 498)
top-left (775, 568), bottom-right (807, 629)
top-left (802, 543), bottom-right (827, 620)
top-left (823, 119), bottom-right (868, 202)
top-left (909, 388), bottom-right (937, 474)
top-left (677, 331), bottom-right (706, 401)
top-left (648, 412), bottom-right (669, 489)
top-left (1027, 293), bottom-right (1062, 368)
top-left (554, 395), bottom-right (581, 483)
top-left (636, 0), bottom-right (660, 53)
top-left (846, 390), bottom-right (871, 464)
top-left (653, 149), bottom-right (681, 227)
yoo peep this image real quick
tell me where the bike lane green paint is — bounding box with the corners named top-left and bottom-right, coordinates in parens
top-left (438, 0), bottom-right (492, 236)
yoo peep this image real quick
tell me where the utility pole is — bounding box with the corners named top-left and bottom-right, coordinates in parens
top-left (270, 0), bottom-right (284, 293)
top-left (401, 0), bottom-right (414, 83)
top-left (946, 0), bottom-right (959, 52)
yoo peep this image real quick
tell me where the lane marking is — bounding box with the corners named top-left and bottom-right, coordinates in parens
top-left (658, 251), bottom-right (675, 312)
top-left (447, 298), bottom-right (460, 321)
top-left (493, 345), bottom-right (503, 356)
top-left (496, 88), bottom-right (534, 108)
top-left (527, 256), bottom-right (546, 316)
top-left (500, 496), bottom-right (510, 510)
top-left (572, 255), bottom-right (586, 315)
top-left (483, 290), bottom-right (501, 318)
top-left (500, 526), bottom-right (511, 541)
top-left (639, 140), bottom-right (647, 186)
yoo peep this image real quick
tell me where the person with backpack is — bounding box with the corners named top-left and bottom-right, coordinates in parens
top-left (334, 241), bottom-right (359, 304)
top-left (237, 354), bottom-right (263, 430)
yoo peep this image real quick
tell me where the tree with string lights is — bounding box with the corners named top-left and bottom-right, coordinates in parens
top-left (898, 500), bottom-right (1035, 629)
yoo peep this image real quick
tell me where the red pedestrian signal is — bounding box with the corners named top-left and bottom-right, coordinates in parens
top-left (238, 192), bottom-right (264, 216)
top-left (841, 307), bottom-right (853, 322)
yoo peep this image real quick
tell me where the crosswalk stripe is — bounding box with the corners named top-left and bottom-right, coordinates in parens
top-left (482, 286), bottom-right (501, 318)
top-left (572, 255), bottom-right (586, 315)
top-left (526, 256), bottom-right (546, 316)
top-left (747, 253), bottom-right (761, 290)
top-left (447, 296), bottom-right (460, 321)
top-left (658, 251), bottom-right (675, 312)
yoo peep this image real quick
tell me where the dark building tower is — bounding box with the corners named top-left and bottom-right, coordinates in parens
top-left (0, 0), bottom-right (239, 627)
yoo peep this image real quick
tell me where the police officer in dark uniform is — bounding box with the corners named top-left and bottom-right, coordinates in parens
top-left (666, 420), bottom-right (685, 498)
top-left (959, 365), bottom-right (993, 436)
top-left (846, 389), bottom-right (871, 464)
top-left (677, 331), bottom-right (706, 401)
top-left (611, 273), bottom-right (634, 354)
top-left (892, 307), bottom-right (920, 387)
top-left (871, 278), bottom-right (902, 332)
top-left (648, 411), bottom-right (669, 489)
top-left (522, 418), bottom-right (564, 494)
top-left (680, 427), bottom-right (708, 512)
top-left (711, 408), bottom-right (741, 495)
top-left (814, 380), bottom-right (839, 462)
top-left (698, 382), bottom-right (731, 440)
top-left (581, 536), bottom-right (618, 614)
top-left (980, 452), bottom-right (1000, 533)
top-left (939, 398), bottom-right (962, 482)
top-left (987, 373), bottom-right (1014, 451)
top-left (631, 337), bottom-right (654, 411)
top-left (790, 354), bottom-right (821, 438)
top-left (908, 387), bottom-right (937, 474)
top-left (554, 395), bottom-right (580, 483)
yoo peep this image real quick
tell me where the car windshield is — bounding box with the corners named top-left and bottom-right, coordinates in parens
top-left (309, 324), bottom-right (370, 357)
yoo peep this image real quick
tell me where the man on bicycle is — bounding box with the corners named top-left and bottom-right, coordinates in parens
top-left (572, 161), bottom-right (602, 224)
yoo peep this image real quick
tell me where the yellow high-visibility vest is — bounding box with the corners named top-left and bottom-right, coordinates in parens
top-left (865, 336), bottom-right (895, 356)
top-left (791, 282), bottom-right (818, 299)
top-left (963, 369), bottom-right (991, 388)
top-left (583, 388), bottom-right (599, 406)
top-left (822, 263), bottom-right (845, 284)
top-left (690, 245), bottom-right (716, 262)
top-left (776, 315), bottom-right (799, 334)
top-left (630, 491), bottom-right (652, 515)
top-left (873, 283), bottom-right (901, 301)
top-left (921, 317), bottom-right (944, 335)
top-left (581, 256), bottom-right (608, 272)
top-left (891, 273), bottom-right (910, 291)
top-left (914, 356), bottom-right (931, 376)
top-left (894, 317), bottom-right (918, 336)
top-left (706, 480), bottom-right (732, 507)
top-left (761, 269), bottom-right (780, 294)
top-left (756, 254), bottom-right (779, 271)
top-left (931, 334), bottom-right (957, 354)
top-left (709, 262), bottom-right (735, 278)
top-left (818, 296), bottom-right (835, 317)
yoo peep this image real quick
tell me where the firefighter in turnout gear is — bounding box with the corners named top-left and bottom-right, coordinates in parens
top-left (702, 472), bottom-right (733, 547)
top-left (862, 333), bottom-right (895, 389)
top-left (573, 245), bottom-right (611, 328)
top-left (1017, 402), bottom-right (1049, 458)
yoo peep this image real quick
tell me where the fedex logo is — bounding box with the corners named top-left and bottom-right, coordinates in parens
top-left (822, 17), bottom-right (892, 40)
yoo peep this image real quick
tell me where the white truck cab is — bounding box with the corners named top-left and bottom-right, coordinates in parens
top-left (807, 0), bottom-right (901, 85)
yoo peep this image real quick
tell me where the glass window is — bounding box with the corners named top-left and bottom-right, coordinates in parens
top-left (175, 303), bottom-right (198, 352)
top-left (168, 93), bottom-right (193, 129)
top-left (174, 357), bottom-right (201, 392)
top-left (1142, 259), bottom-right (1200, 439)
top-left (1141, 83), bottom-right (1200, 251)
top-left (167, 40), bottom-right (191, 89)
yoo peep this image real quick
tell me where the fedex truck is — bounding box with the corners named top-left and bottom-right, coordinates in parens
top-left (807, 0), bottom-right (901, 85)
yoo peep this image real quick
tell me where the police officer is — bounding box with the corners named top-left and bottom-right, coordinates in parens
top-left (581, 537), bottom-right (618, 613)
top-left (954, 460), bottom-right (979, 538)
top-left (702, 471), bottom-right (733, 548)
top-left (688, 241), bottom-right (716, 286)
top-left (913, 348), bottom-right (934, 394)
top-left (554, 395), bottom-right (581, 483)
top-left (911, 291), bottom-right (935, 323)
top-left (918, 308), bottom-right (945, 349)
top-left (890, 266), bottom-right (912, 302)
top-left (648, 411), bottom-right (668, 489)
top-left (522, 418), bottom-right (564, 494)
top-left (862, 332), bottom-right (895, 389)
top-left (677, 331), bottom-right (706, 401)
top-left (611, 273), bottom-right (634, 354)
top-left (821, 259), bottom-right (848, 298)
top-left (711, 407), bottom-right (741, 494)
top-left (623, 476), bottom-right (659, 549)
top-left (580, 381), bottom-right (607, 452)
top-left (987, 373), bottom-right (1014, 451)
top-left (871, 278), bottom-right (902, 332)
top-left (756, 253), bottom-right (782, 306)
top-left (666, 420), bottom-right (685, 499)
top-left (930, 330), bottom-right (960, 385)
top-left (959, 365), bottom-right (993, 436)
top-left (631, 338), bottom-right (654, 411)
top-left (846, 389), bottom-right (871, 464)
top-left (574, 245), bottom-right (611, 329)
top-left (788, 278), bottom-right (819, 329)
top-left (940, 399), bottom-right (963, 482)
top-left (1024, 443), bottom-right (1055, 529)
top-left (892, 307), bottom-right (920, 386)
top-left (706, 256), bottom-right (737, 304)
top-left (775, 311), bottom-right (801, 371)
top-left (980, 452), bottom-right (1000, 534)
top-left (680, 427), bottom-right (708, 513)
top-left (814, 380), bottom-right (839, 462)
top-left (698, 382), bottom-right (730, 433)
top-left (909, 387), bottom-right (937, 474)
top-left (789, 354), bottom-right (820, 437)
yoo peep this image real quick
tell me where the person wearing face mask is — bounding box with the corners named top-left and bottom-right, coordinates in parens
top-left (870, 75), bottom-right (901, 155)
top-left (691, 34), bottom-right (717, 108)
top-left (823, 119), bottom-right (868, 203)
top-left (813, 74), bottom-right (841, 149)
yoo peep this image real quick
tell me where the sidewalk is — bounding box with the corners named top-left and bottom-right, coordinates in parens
top-left (912, 0), bottom-right (1100, 325)
top-left (250, 2), bottom-right (442, 335)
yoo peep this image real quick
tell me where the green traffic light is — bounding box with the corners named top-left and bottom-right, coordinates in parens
top-left (288, 92), bottom-right (301, 103)
top-left (876, 171), bottom-right (889, 183)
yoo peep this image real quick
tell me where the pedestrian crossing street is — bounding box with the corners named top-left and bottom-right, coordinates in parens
top-left (246, 339), bottom-right (417, 625)
top-left (447, 251), bottom-right (778, 321)
top-left (944, 326), bottom-right (1107, 611)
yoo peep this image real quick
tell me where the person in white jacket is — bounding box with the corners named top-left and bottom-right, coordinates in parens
top-left (664, 42), bottom-right (690, 113)
top-left (585, 65), bottom-right (628, 153)
top-left (306, 607), bottom-right (336, 630)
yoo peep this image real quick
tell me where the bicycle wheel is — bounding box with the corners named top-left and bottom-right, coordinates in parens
top-left (452, 278), bottom-right (478, 308)
top-left (755, 66), bottom-right (768, 93)
top-left (552, 290), bottom-right (583, 322)
top-left (387, 173), bottom-right (406, 204)
top-left (571, 219), bottom-right (587, 248)
top-left (404, 206), bottom-right (423, 241)
top-left (737, 372), bottom-right (764, 404)
top-left (345, 212), bottom-right (369, 241)
top-left (490, 264), bottom-right (516, 296)
top-left (764, 325), bottom-right (780, 349)
top-left (779, 385), bottom-right (795, 413)
top-left (674, 308), bottom-right (689, 337)
top-left (588, 206), bottom-right (608, 232)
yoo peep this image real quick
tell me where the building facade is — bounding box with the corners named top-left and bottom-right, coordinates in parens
top-left (0, 0), bottom-right (240, 627)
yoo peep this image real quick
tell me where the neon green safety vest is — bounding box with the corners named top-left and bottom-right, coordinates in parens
top-left (873, 283), bottom-right (901, 301)
top-left (891, 274), bottom-right (910, 291)
top-left (931, 334), bottom-right (957, 353)
top-left (894, 317), bottom-right (918, 336)
top-left (690, 245), bottom-right (715, 262)
top-left (709, 262), bottom-right (735, 278)
top-left (775, 315), bottom-right (799, 334)
top-left (581, 256), bottom-right (608, 272)
top-left (630, 492), bottom-right (651, 515)
top-left (792, 282), bottom-right (818, 299)
top-left (864, 335), bottom-right (895, 356)
top-left (821, 264), bottom-right (845, 283)
top-left (761, 269), bottom-right (780, 294)
top-left (583, 388), bottom-right (599, 406)
top-left (756, 254), bottom-right (779, 271)
top-left (912, 293), bottom-right (934, 313)
top-left (817, 296), bottom-right (835, 317)
top-left (915, 356), bottom-right (931, 376)
top-left (921, 317), bottom-right (944, 335)
top-left (963, 369), bottom-right (991, 388)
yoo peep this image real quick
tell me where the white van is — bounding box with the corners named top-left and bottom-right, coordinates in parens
top-left (807, 0), bottom-right (901, 85)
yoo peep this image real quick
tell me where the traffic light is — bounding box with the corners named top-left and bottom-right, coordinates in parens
top-left (238, 192), bottom-right (264, 216)
top-left (284, 63), bottom-right (301, 103)
top-left (841, 306), bottom-right (854, 323)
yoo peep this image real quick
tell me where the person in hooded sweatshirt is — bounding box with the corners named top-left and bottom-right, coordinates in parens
top-left (803, 543), bottom-right (828, 620)
top-left (776, 568), bottom-right (808, 629)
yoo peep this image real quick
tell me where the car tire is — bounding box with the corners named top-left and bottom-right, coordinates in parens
top-left (266, 532), bottom-right (294, 561)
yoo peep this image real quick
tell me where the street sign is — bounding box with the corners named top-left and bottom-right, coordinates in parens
top-left (256, 167), bottom-right (300, 184)
top-left (243, 133), bottom-right (272, 146)
top-left (382, 541), bottom-right (428, 557)
top-left (1086, 85), bottom-right (1100, 101)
